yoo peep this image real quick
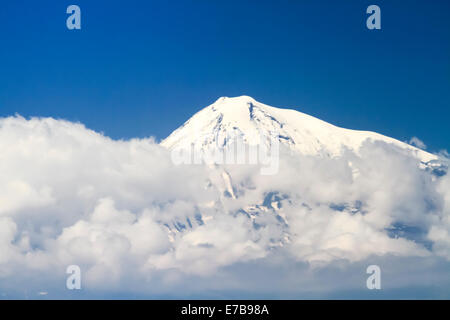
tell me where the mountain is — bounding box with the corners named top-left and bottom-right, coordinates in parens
top-left (161, 96), bottom-right (437, 163)
top-left (158, 96), bottom-right (444, 248)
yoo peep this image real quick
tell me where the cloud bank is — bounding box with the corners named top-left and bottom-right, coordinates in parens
top-left (0, 116), bottom-right (449, 298)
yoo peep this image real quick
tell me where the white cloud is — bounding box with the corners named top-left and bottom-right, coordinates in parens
top-left (0, 116), bottom-right (449, 297)
top-left (409, 136), bottom-right (427, 149)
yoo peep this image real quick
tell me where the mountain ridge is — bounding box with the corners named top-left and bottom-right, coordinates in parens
top-left (161, 95), bottom-right (437, 163)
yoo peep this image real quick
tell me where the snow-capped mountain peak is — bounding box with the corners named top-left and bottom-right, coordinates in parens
top-left (161, 96), bottom-right (436, 163)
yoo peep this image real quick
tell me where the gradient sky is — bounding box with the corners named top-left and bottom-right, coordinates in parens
top-left (0, 0), bottom-right (449, 152)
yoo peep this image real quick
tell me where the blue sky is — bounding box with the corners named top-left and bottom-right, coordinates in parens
top-left (0, 0), bottom-right (449, 152)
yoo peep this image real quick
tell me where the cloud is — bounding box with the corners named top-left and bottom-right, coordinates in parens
top-left (409, 136), bottom-right (427, 149)
top-left (0, 116), bottom-right (449, 298)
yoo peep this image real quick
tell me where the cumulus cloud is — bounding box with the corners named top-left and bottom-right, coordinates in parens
top-left (0, 116), bottom-right (449, 298)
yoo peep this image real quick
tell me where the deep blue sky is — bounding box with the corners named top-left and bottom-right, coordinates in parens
top-left (0, 0), bottom-right (449, 152)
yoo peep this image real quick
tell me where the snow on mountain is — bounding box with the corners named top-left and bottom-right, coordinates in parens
top-left (161, 95), bottom-right (437, 163)
top-left (158, 96), bottom-right (444, 250)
